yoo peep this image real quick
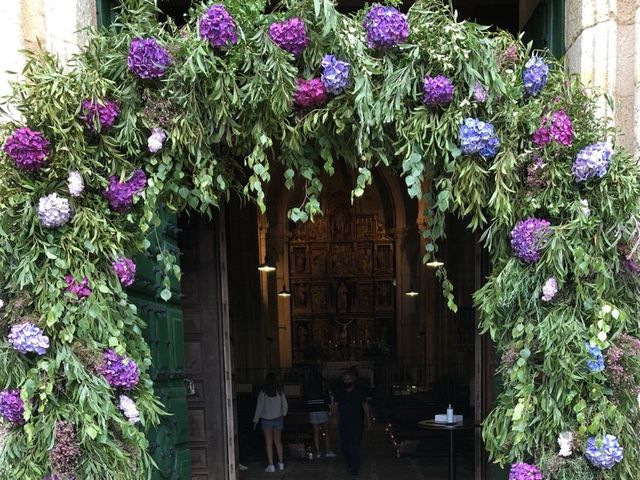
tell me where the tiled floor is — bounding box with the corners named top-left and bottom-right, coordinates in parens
top-left (239, 426), bottom-right (474, 480)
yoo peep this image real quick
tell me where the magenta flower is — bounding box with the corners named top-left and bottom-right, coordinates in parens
top-left (268, 18), bottom-right (308, 56)
top-left (509, 462), bottom-right (543, 480)
top-left (112, 257), bottom-right (136, 287)
top-left (0, 389), bottom-right (25, 424)
top-left (293, 78), bottom-right (327, 108)
top-left (103, 169), bottom-right (147, 212)
top-left (127, 37), bottom-right (172, 79)
top-left (64, 275), bottom-right (91, 299)
top-left (100, 349), bottom-right (140, 390)
top-left (199, 4), bottom-right (238, 48)
top-left (81, 99), bottom-right (119, 132)
top-left (533, 110), bottom-right (573, 147)
top-left (3, 127), bottom-right (51, 170)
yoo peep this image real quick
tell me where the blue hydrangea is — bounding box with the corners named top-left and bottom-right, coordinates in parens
top-left (522, 56), bottom-right (549, 96)
top-left (321, 55), bottom-right (350, 95)
top-left (572, 142), bottom-right (613, 182)
top-left (585, 435), bottom-right (623, 469)
top-left (459, 117), bottom-right (501, 158)
top-left (586, 342), bottom-right (605, 373)
top-left (8, 322), bottom-right (50, 355)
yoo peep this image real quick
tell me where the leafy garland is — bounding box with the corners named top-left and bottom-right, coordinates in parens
top-left (0, 0), bottom-right (639, 478)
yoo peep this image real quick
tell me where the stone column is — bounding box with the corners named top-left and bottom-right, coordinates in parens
top-left (565, 0), bottom-right (639, 157)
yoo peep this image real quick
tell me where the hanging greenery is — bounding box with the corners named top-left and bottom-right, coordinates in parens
top-left (0, 0), bottom-right (639, 478)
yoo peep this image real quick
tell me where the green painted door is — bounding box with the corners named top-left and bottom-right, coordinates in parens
top-left (96, 3), bottom-right (192, 478)
top-left (523, 0), bottom-right (566, 58)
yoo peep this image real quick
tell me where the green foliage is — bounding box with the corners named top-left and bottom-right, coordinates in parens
top-left (0, 0), bottom-right (639, 478)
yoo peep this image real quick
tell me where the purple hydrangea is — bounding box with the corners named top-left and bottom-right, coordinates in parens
top-left (127, 37), bottom-right (172, 79)
top-left (508, 462), bottom-right (543, 480)
top-left (459, 117), bottom-right (501, 158)
top-left (67, 171), bottom-right (84, 197)
top-left (268, 18), bottom-right (308, 56)
top-left (103, 169), bottom-right (147, 212)
top-left (118, 394), bottom-right (141, 424)
top-left (510, 217), bottom-right (551, 263)
top-left (8, 322), bottom-right (50, 355)
top-left (112, 257), bottom-right (136, 287)
top-left (321, 55), bottom-right (350, 95)
top-left (64, 275), bottom-right (91, 299)
top-left (37, 193), bottom-right (73, 229)
top-left (523, 56), bottom-right (549, 96)
top-left (100, 349), bottom-right (140, 390)
top-left (199, 4), bottom-right (238, 48)
top-left (586, 342), bottom-right (605, 373)
top-left (81, 99), bottom-right (119, 132)
top-left (473, 82), bottom-right (488, 103)
top-left (423, 75), bottom-right (455, 106)
top-left (3, 127), bottom-right (51, 170)
top-left (572, 142), bottom-right (613, 182)
top-left (363, 5), bottom-right (409, 49)
top-left (293, 78), bottom-right (327, 108)
top-left (50, 421), bottom-right (81, 479)
top-left (148, 127), bottom-right (167, 153)
top-left (532, 126), bottom-right (551, 147)
top-left (585, 435), bottom-right (623, 469)
top-left (541, 277), bottom-right (558, 302)
top-left (0, 389), bottom-right (24, 424)
top-left (533, 110), bottom-right (574, 147)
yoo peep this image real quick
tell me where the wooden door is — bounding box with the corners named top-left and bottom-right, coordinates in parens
top-left (180, 211), bottom-right (236, 480)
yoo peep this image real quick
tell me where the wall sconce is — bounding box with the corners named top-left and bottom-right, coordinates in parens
top-left (278, 285), bottom-right (291, 298)
top-left (258, 255), bottom-right (276, 272)
top-left (426, 259), bottom-right (444, 268)
top-left (405, 284), bottom-right (419, 297)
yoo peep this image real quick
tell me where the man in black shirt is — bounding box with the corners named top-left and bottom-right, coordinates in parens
top-left (331, 371), bottom-right (372, 480)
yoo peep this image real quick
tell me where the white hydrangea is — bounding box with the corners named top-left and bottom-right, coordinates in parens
top-left (579, 199), bottom-right (590, 217)
top-left (118, 394), bottom-right (141, 424)
top-left (67, 170), bottom-right (84, 197)
top-left (557, 431), bottom-right (574, 457)
top-left (37, 193), bottom-right (73, 228)
top-left (148, 128), bottom-right (167, 153)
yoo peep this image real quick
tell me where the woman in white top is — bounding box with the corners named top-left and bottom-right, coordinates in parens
top-left (253, 373), bottom-right (288, 473)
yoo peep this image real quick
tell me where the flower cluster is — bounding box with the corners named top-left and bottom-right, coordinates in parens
top-left (268, 18), bottom-right (308, 56)
top-left (3, 127), bottom-right (51, 170)
top-left (118, 395), bottom-right (141, 424)
top-left (103, 169), bottom-right (147, 212)
top-left (67, 171), bottom-right (84, 197)
top-left (585, 435), bottom-right (623, 469)
top-left (81, 99), bottom-right (119, 132)
top-left (541, 277), bottom-right (558, 302)
top-left (8, 322), bottom-right (49, 355)
top-left (100, 349), bottom-right (140, 390)
top-left (422, 75), bottom-right (455, 106)
top-left (37, 193), bottom-right (73, 229)
top-left (321, 55), bottom-right (350, 95)
top-left (473, 82), bottom-right (488, 103)
top-left (533, 110), bottom-right (574, 147)
top-left (522, 56), bottom-right (549, 96)
top-left (0, 389), bottom-right (24, 424)
top-left (586, 342), bottom-right (605, 373)
top-left (127, 37), bottom-right (172, 79)
top-left (148, 128), bottom-right (167, 153)
top-left (501, 45), bottom-right (519, 66)
top-left (363, 5), bottom-right (409, 49)
top-left (606, 334), bottom-right (640, 395)
top-left (64, 275), bottom-right (91, 299)
top-left (112, 257), bottom-right (136, 287)
top-left (572, 142), bottom-right (613, 182)
top-left (459, 118), bottom-right (500, 158)
top-left (508, 462), bottom-right (543, 480)
top-left (199, 4), bottom-right (238, 48)
top-left (557, 431), bottom-right (574, 457)
top-left (510, 217), bottom-right (551, 263)
top-left (293, 79), bottom-right (327, 108)
top-left (525, 156), bottom-right (547, 188)
top-left (50, 421), bottom-right (81, 479)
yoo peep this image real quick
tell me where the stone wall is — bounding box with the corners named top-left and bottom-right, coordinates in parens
top-left (0, 0), bottom-right (96, 116)
top-left (565, 0), bottom-right (639, 158)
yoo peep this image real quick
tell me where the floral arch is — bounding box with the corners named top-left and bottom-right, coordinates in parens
top-left (0, 0), bottom-right (639, 478)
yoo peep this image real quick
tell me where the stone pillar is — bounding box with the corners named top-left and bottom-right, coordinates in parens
top-left (565, 0), bottom-right (639, 157)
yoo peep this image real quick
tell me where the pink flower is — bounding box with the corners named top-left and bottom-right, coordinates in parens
top-left (293, 79), bottom-right (327, 108)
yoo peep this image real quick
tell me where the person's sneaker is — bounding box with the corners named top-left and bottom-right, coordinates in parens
top-left (325, 451), bottom-right (337, 458)
top-left (238, 464), bottom-right (249, 471)
top-left (265, 465), bottom-right (275, 473)
top-left (277, 462), bottom-right (285, 471)
top-left (315, 451), bottom-right (322, 459)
